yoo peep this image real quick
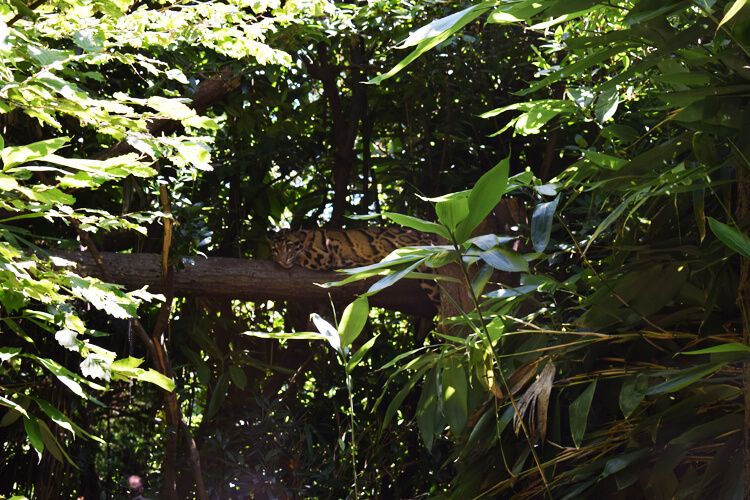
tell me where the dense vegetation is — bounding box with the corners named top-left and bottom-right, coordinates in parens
top-left (1, 0), bottom-right (749, 498)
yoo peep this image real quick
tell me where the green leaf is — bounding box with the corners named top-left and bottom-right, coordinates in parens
top-left (111, 356), bottom-right (144, 370)
top-left (416, 368), bottom-right (443, 449)
top-left (23, 416), bottom-right (44, 463)
top-left (530, 195), bottom-right (559, 253)
top-left (455, 156), bottom-right (511, 242)
top-left (0, 395), bottom-right (29, 425)
top-left (435, 192), bottom-right (469, 232)
top-left (183, 115), bottom-right (219, 130)
top-left (471, 264), bottom-right (494, 297)
top-left (179, 347), bottom-right (210, 386)
top-left (619, 374), bottom-right (647, 418)
top-left (146, 96), bottom-right (194, 120)
top-left (2, 137), bottom-right (70, 170)
top-left (228, 365), bottom-right (247, 390)
top-left (73, 28), bottom-right (104, 52)
top-left (338, 296), bottom-right (369, 347)
top-left (441, 357), bottom-right (468, 435)
top-left (346, 334), bottom-right (379, 374)
top-left (242, 330), bottom-right (330, 341)
top-left (681, 343), bottom-right (750, 355)
top-left (31, 396), bottom-right (103, 442)
top-left (206, 372), bottom-right (229, 420)
top-left (366, 258), bottom-right (425, 296)
top-left (133, 368), bottom-right (176, 392)
top-left (382, 363), bottom-right (433, 429)
top-left (570, 379), bottom-right (597, 448)
top-left (718, 0), bottom-right (749, 29)
top-left (594, 87), bottom-right (620, 123)
top-left (27, 45), bottom-right (69, 66)
top-left (479, 247), bottom-right (529, 272)
top-left (707, 217), bottom-right (750, 259)
top-left (518, 46), bottom-right (629, 96)
top-left (9, 0), bottom-right (35, 18)
top-left (0, 346), bottom-right (22, 362)
top-left (482, 100), bottom-right (577, 136)
top-left (641, 362), bottom-right (727, 395)
top-left (369, 3), bottom-right (494, 84)
top-left (38, 419), bottom-right (72, 464)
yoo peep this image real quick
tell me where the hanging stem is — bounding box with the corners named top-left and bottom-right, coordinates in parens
top-left (447, 232), bottom-right (552, 498)
top-left (346, 370), bottom-right (359, 498)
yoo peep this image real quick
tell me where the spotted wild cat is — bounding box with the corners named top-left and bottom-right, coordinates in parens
top-left (268, 226), bottom-right (440, 305)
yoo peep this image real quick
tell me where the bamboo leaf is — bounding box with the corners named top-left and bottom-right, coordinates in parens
top-left (369, 3), bottom-right (494, 84)
top-left (382, 364), bottom-right (433, 429)
top-left (311, 313), bottom-right (341, 355)
top-left (440, 357), bottom-right (468, 435)
top-left (338, 296), bottom-right (369, 347)
top-left (228, 365), bottom-right (247, 390)
top-left (416, 368), bottom-right (443, 449)
top-left (382, 213), bottom-right (451, 239)
top-left (530, 195), bottom-right (560, 253)
top-left (455, 156), bottom-right (511, 243)
top-left (346, 334), bottom-right (379, 374)
top-left (570, 379), bottom-right (597, 448)
top-left (707, 217), bottom-right (750, 259)
top-left (681, 343), bottom-right (750, 355)
top-left (206, 372), bottom-right (229, 420)
top-left (23, 416), bottom-right (44, 463)
top-left (717, 0), bottom-right (749, 29)
top-left (641, 362), bottom-right (727, 395)
top-left (479, 247), bottom-right (529, 272)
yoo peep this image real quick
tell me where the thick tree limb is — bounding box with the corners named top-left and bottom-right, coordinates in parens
top-left (51, 251), bottom-right (438, 317)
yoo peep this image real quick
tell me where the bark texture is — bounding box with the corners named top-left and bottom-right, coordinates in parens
top-left (51, 251), bottom-right (437, 317)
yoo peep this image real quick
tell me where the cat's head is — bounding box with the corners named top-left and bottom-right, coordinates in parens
top-left (268, 229), bottom-right (308, 268)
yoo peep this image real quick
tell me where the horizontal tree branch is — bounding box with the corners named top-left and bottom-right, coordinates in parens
top-left (51, 251), bottom-right (437, 317)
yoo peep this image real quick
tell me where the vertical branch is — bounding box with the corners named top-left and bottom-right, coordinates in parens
top-left (154, 184), bottom-right (208, 500)
top-left (306, 38), bottom-right (368, 227)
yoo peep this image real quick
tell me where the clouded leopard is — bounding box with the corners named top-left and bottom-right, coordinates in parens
top-left (269, 227), bottom-right (439, 305)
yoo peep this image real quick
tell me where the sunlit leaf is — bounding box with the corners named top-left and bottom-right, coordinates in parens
top-left (2, 137), bottom-right (70, 170)
top-left (441, 357), bottom-right (468, 435)
top-left (23, 416), bottom-right (43, 463)
top-left (338, 296), bottom-right (369, 347)
top-left (455, 156), bottom-right (511, 243)
top-left (530, 195), bottom-right (559, 253)
top-left (312, 313), bottom-right (341, 354)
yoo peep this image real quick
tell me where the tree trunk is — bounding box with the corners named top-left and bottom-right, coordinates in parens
top-left (50, 251), bottom-right (438, 317)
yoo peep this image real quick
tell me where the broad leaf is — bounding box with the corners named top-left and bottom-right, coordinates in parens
top-left (479, 247), bottom-right (529, 272)
top-left (440, 357), bottom-right (468, 435)
top-left (455, 157), bottom-right (511, 243)
top-left (2, 137), bottom-right (70, 170)
top-left (338, 296), bottom-right (369, 347)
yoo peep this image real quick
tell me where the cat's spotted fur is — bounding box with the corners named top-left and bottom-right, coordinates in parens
top-left (269, 227), bottom-right (439, 306)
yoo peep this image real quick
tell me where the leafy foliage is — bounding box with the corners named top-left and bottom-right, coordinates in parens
top-left (2, 0), bottom-right (750, 498)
